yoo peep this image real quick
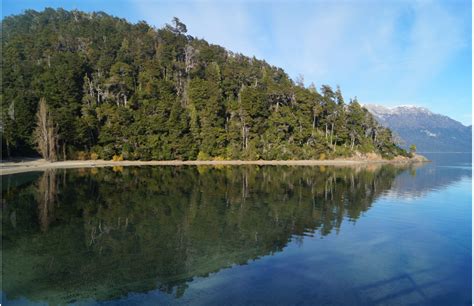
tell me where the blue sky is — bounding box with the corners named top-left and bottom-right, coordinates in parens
top-left (3, 0), bottom-right (472, 125)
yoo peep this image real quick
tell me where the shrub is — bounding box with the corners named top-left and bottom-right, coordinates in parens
top-left (359, 141), bottom-right (375, 154)
top-left (90, 152), bottom-right (99, 160)
top-left (197, 151), bottom-right (210, 160)
top-left (334, 146), bottom-right (351, 158)
top-left (225, 144), bottom-right (241, 160)
top-left (101, 145), bottom-right (115, 160)
top-left (76, 151), bottom-right (89, 160)
top-left (112, 154), bottom-right (124, 161)
top-left (135, 147), bottom-right (152, 160)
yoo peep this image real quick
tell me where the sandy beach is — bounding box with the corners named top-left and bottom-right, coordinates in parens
top-left (0, 156), bottom-right (428, 175)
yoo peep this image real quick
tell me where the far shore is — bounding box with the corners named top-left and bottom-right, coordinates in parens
top-left (0, 156), bottom-right (429, 176)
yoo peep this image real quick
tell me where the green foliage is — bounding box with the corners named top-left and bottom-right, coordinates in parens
top-left (1, 9), bottom-right (407, 160)
top-left (197, 151), bottom-right (210, 160)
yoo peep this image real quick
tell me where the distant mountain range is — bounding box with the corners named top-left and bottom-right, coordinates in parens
top-left (364, 104), bottom-right (471, 153)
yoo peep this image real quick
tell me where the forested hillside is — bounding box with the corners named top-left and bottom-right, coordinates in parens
top-left (1, 8), bottom-right (406, 160)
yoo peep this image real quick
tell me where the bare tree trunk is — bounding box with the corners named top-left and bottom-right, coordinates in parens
top-left (48, 125), bottom-right (57, 161)
top-left (34, 98), bottom-right (58, 161)
top-left (330, 123), bottom-right (334, 147)
top-left (241, 123), bottom-right (249, 150)
top-left (242, 125), bottom-right (245, 150)
top-left (36, 98), bottom-right (49, 160)
top-left (245, 127), bottom-right (249, 150)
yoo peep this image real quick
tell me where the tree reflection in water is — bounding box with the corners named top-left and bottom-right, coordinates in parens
top-left (2, 164), bottom-right (417, 304)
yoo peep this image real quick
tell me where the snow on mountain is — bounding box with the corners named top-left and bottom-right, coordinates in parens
top-left (363, 104), bottom-right (471, 152)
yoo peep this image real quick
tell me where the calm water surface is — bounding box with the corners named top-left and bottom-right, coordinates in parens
top-left (1, 153), bottom-right (471, 305)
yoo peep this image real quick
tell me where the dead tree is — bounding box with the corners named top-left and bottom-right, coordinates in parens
top-left (34, 98), bottom-right (58, 161)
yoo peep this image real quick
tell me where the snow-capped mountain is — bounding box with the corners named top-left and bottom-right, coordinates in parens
top-left (364, 104), bottom-right (471, 152)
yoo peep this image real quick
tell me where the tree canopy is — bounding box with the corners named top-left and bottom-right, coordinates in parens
top-left (1, 8), bottom-right (407, 160)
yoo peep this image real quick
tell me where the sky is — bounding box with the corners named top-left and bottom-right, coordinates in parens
top-left (2, 0), bottom-right (472, 125)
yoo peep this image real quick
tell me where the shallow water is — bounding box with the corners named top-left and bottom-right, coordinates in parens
top-left (1, 153), bottom-right (471, 305)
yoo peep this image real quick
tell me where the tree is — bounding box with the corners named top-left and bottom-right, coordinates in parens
top-left (34, 98), bottom-right (58, 161)
top-left (166, 17), bottom-right (187, 35)
top-left (295, 74), bottom-right (305, 87)
top-left (108, 62), bottom-right (134, 106)
top-left (347, 99), bottom-right (365, 150)
top-left (2, 9), bottom-right (407, 161)
top-left (409, 144), bottom-right (417, 154)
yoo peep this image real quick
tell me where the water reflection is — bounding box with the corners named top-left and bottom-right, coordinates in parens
top-left (0, 162), bottom-right (468, 305)
top-left (387, 165), bottom-right (470, 199)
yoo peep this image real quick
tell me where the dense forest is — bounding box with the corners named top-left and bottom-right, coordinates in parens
top-left (1, 8), bottom-right (407, 160)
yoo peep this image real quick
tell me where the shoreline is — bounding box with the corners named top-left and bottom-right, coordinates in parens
top-left (0, 157), bottom-right (428, 176)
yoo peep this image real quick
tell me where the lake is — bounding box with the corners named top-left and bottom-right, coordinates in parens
top-left (1, 153), bottom-right (471, 305)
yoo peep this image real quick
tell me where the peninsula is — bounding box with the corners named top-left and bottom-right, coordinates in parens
top-left (3, 9), bottom-right (416, 166)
